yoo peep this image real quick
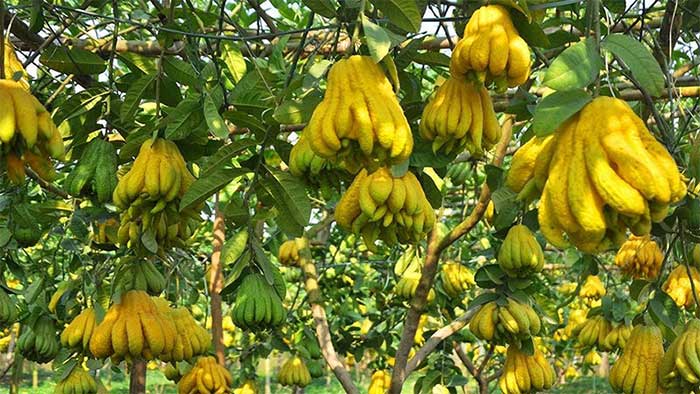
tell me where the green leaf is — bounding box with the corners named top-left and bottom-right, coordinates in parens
top-left (201, 138), bottom-right (258, 177)
top-left (40, 46), bottom-right (107, 75)
top-left (221, 230), bottom-right (249, 266)
top-left (259, 166), bottom-right (311, 236)
top-left (220, 42), bottom-right (247, 82)
top-left (371, 0), bottom-right (422, 32)
top-left (203, 93), bottom-right (229, 139)
top-left (510, 9), bottom-right (550, 48)
top-left (362, 16), bottom-right (392, 63)
top-left (29, 0), bottom-right (44, 33)
top-left (649, 289), bottom-right (679, 331)
top-left (543, 40), bottom-right (602, 91)
top-left (272, 96), bottom-right (321, 125)
top-left (141, 228), bottom-right (158, 254)
top-left (120, 73), bottom-right (156, 122)
top-left (602, 34), bottom-right (665, 97)
top-left (411, 52), bottom-right (451, 67)
top-left (179, 167), bottom-right (251, 210)
top-left (165, 96), bottom-right (203, 140)
top-left (302, 0), bottom-right (337, 18)
top-left (532, 89), bottom-right (591, 136)
top-left (223, 110), bottom-right (266, 133)
top-left (162, 57), bottom-right (199, 87)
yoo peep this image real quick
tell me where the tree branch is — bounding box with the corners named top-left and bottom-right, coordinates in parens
top-left (405, 308), bottom-right (475, 374)
top-left (297, 238), bottom-right (359, 394)
top-left (247, 0), bottom-right (279, 34)
top-left (209, 193), bottom-right (226, 366)
top-left (389, 115), bottom-right (514, 394)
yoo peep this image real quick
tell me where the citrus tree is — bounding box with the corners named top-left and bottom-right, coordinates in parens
top-left (0, 0), bottom-right (699, 394)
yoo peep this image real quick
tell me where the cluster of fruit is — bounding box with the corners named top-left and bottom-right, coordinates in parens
top-left (499, 346), bottom-right (555, 394)
top-left (419, 76), bottom-right (500, 156)
top-left (506, 97), bottom-right (685, 252)
top-left (573, 315), bottom-right (611, 349)
top-left (278, 356), bottom-right (312, 387)
top-left (154, 299), bottom-right (212, 362)
top-left (114, 259), bottom-right (166, 295)
top-left (231, 273), bottom-right (286, 329)
top-left (469, 298), bottom-right (541, 343)
top-left (89, 290), bottom-right (177, 361)
top-left (497, 225), bottom-right (544, 277)
top-left (610, 325), bottom-right (663, 394)
top-left (61, 307), bottom-right (96, 351)
top-left (662, 265), bottom-right (700, 308)
top-left (335, 168), bottom-right (435, 250)
top-left (368, 370), bottom-right (391, 394)
top-left (440, 262), bottom-right (475, 297)
top-left (17, 315), bottom-right (60, 363)
top-left (177, 356), bottom-right (232, 394)
top-left (65, 139), bottom-right (118, 203)
top-left (0, 288), bottom-right (17, 324)
top-left (660, 319), bottom-right (700, 392)
top-left (54, 367), bottom-right (98, 394)
top-left (600, 323), bottom-right (632, 351)
top-left (277, 238), bottom-right (302, 266)
top-left (578, 275), bottom-right (606, 303)
top-left (1, 79), bottom-right (65, 184)
top-left (394, 272), bottom-right (436, 303)
top-left (614, 235), bottom-right (664, 279)
top-left (450, 5), bottom-right (532, 88)
top-left (305, 55), bottom-right (413, 168)
top-left (112, 138), bottom-right (200, 253)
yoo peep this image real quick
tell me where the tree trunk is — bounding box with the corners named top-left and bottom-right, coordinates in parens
top-left (209, 193), bottom-right (226, 366)
top-left (129, 360), bottom-right (147, 394)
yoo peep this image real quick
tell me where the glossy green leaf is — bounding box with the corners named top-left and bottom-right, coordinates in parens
top-left (602, 34), bottom-right (665, 97)
top-left (543, 40), bottom-right (602, 91)
top-left (532, 89), bottom-right (591, 136)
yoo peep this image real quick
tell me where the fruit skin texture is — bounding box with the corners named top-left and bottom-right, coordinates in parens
top-left (573, 315), bottom-right (612, 350)
top-left (278, 356), bottom-right (312, 388)
top-left (17, 315), bottom-right (60, 363)
top-left (419, 76), bottom-right (501, 157)
top-left (234, 380), bottom-right (258, 394)
top-left (498, 345), bottom-right (555, 394)
top-left (663, 265), bottom-right (700, 308)
top-left (53, 367), bottom-right (98, 394)
top-left (469, 298), bottom-right (541, 343)
top-left (506, 96), bottom-right (685, 253)
top-left (306, 55), bottom-right (413, 167)
top-left (368, 370), bottom-right (391, 394)
top-left (498, 225), bottom-right (545, 277)
top-left (60, 307), bottom-right (96, 351)
top-left (440, 262), bottom-right (475, 297)
top-left (609, 325), bottom-right (663, 394)
top-left (88, 290), bottom-right (177, 361)
top-left (231, 273), bottom-right (286, 330)
top-left (614, 235), bottom-right (664, 279)
top-left (177, 356), bottom-right (233, 394)
top-left (450, 5), bottom-right (532, 87)
top-left (334, 167), bottom-right (435, 251)
top-left (659, 319), bottom-right (700, 392)
top-left (579, 275), bottom-right (606, 303)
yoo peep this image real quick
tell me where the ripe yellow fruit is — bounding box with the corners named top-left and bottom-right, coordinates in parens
top-left (177, 356), bottom-right (232, 394)
top-left (420, 77), bottom-right (500, 156)
top-left (53, 366), bottom-right (98, 394)
top-left (60, 307), bottom-right (96, 351)
top-left (335, 167), bottom-right (435, 251)
top-left (498, 345), bottom-right (555, 394)
top-left (469, 298), bottom-right (541, 342)
top-left (663, 265), bottom-right (700, 308)
top-left (614, 235), bottom-right (664, 279)
top-left (579, 275), bottom-right (606, 302)
top-left (368, 370), bottom-right (391, 394)
top-left (306, 55), bottom-right (413, 167)
top-left (506, 97), bottom-right (685, 253)
top-left (609, 325), bottom-right (663, 394)
top-left (234, 379), bottom-right (258, 394)
top-left (278, 238), bottom-right (302, 266)
top-left (660, 319), bottom-right (700, 391)
top-left (573, 315), bottom-right (611, 349)
top-left (450, 5), bottom-right (532, 87)
top-left (440, 262), bottom-right (475, 297)
top-left (89, 290), bottom-right (177, 361)
top-left (278, 356), bottom-right (312, 387)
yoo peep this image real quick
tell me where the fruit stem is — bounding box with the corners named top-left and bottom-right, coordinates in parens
top-left (209, 192), bottom-right (226, 365)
